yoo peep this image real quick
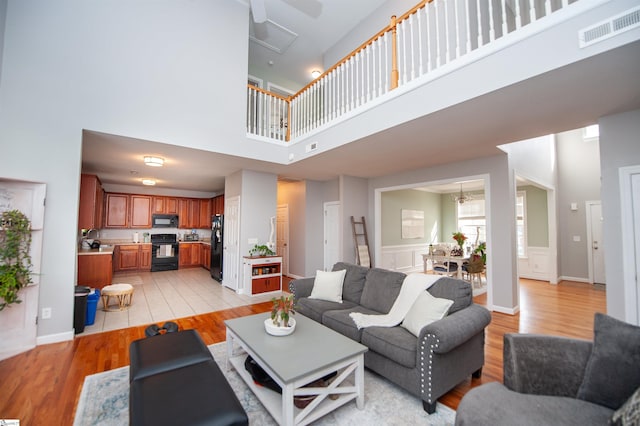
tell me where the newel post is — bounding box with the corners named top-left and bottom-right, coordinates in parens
top-left (286, 97), bottom-right (292, 142)
top-left (390, 15), bottom-right (399, 90)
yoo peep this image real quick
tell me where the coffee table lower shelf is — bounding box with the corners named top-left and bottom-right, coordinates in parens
top-left (227, 351), bottom-right (364, 426)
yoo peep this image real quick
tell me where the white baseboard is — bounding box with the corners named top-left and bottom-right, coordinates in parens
top-left (558, 275), bottom-right (591, 284)
top-left (37, 330), bottom-right (74, 345)
top-left (491, 304), bottom-right (520, 315)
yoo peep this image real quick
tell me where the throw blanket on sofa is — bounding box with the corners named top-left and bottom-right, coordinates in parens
top-left (350, 274), bottom-right (442, 329)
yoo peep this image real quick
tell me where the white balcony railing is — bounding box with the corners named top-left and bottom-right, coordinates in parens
top-left (247, 0), bottom-right (576, 143)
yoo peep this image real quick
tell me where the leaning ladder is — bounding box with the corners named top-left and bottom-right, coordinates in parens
top-left (351, 216), bottom-right (371, 267)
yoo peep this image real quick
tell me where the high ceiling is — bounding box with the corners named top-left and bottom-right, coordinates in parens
top-left (81, 1), bottom-right (640, 194)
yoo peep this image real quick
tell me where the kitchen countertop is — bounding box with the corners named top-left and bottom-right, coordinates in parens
top-left (78, 246), bottom-right (114, 256)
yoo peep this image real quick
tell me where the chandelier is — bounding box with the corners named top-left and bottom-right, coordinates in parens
top-left (451, 184), bottom-right (473, 204)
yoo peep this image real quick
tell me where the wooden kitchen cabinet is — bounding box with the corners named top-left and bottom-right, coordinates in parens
top-left (140, 245), bottom-right (152, 270)
top-left (199, 199), bottom-right (211, 228)
top-left (130, 195), bottom-right (152, 228)
top-left (252, 276), bottom-right (281, 294)
top-left (104, 193), bottom-right (129, 228)
top-left (115, 244), bottom-right (140, 271)
top-left (77, 253), bottom-right (112, 290)
top-left (78, 174), bottom-right (104, 230)
top-left (152, 196), bottom-right (179, 214)
top-left (212, 195), bottom-right (224, 215)
top-left (202, 244), bottom-right (211, 270)
top-left (179, 243), bottom-right (202, 267)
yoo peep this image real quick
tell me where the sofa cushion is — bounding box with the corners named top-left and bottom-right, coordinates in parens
top-left (296, 298), bottom-right (358, 323)
top-left (322, 306), bottom-right (380, 342)
top-left (455, 382), bottom-right (613, 426)
top-left (401, 290), bottom-right (454, 337)
top-left (309, 269), bottom-right (346, 303)
top-left (427, 277), bottom-right (472, 314)
top-left (361, 326), bottom-right (417, 369)
top-left (332, 262), bottom-right (369, 304)
top-left (359, 268), bottom-right (406, 314)
top-left (577, 313), bottom-right (640, 409)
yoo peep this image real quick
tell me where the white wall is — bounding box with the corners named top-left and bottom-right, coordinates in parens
top-left (341, 176), bottom-right (369, 266)
top-left (370, 154), bottom-right (519, 313)
top-left (599, 108), bottom-right (640, 322)
top-left (304, 180), bottom-right (326, 275)
top-left (0, 0), bottom-right (251, 339)
top-left (556, 129), bottom-right (602, 281)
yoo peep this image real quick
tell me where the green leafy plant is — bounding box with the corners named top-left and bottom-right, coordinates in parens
top-left (0, 210), bottom-right (33, 310)
top-left (270, 294), bottom-right (295, 327)
top-left (249, 244), bottom-right (275, 256)
top-left (473, 242), bottom-right (487, 265)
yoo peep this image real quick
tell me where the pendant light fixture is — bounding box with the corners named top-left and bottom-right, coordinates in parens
top-left (451, 184), bottom-right (473, 204)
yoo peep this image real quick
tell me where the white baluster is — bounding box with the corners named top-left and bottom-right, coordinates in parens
top-left (530, 0), bottom-right (537, 23)
top-left (443, 0), bottom-right (450, 63)
top-left (476, 0), bottom-right (483, 47)
top-left (515, 0), bottom-right (522, 29)
top-left (545, 0), bottom-right (551, 17)
top-left (384, 33), bottom-right (389, 94)
top-left (501, 0), bottom-right (508, 37)
top-left (488, 0), bottom-right (495, 42)
top-left (435, 0), bottom-right (442, 67)
top-left (465, 0), bottom-right (472, 53)
top-left (452, 0), bottom-right (460, 59)
top-left (366, 46), bottom-right (372, 101)
top-left (426, 2), bottom-right (432, 71)
top-left (409, 13), bottom-right (416, 81)
top-left (417, 6), bottom-right (424, 76)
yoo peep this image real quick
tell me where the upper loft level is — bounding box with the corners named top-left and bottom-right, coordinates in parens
top-left (246, 0), bottom-right (640, 152)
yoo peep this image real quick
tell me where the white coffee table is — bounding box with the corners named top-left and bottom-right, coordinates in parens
top-left (225, 312), bottom-right (368, 426)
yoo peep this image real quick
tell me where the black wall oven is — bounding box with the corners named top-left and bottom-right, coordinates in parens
top-left (151, 233), bottom-right (179, 272)
top-left (152, 214), bottom-right (179, 228)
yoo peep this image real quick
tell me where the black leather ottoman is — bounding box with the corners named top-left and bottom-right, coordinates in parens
top-left (130, 329), bottom-right (212, 382)
top-left (129, 329), bottom-right (248, 426)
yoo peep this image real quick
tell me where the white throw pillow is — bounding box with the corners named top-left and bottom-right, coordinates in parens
top-left (309, 269), bottom-right (347, 303)
top-left (401, 291), bottom-right (454, 337)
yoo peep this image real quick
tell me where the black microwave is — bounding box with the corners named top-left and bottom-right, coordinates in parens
top-left (152, 214), bottom-right (179, 228)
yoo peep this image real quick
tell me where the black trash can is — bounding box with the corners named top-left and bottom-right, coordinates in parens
top-left (74, 286), bottom-right (91, 334)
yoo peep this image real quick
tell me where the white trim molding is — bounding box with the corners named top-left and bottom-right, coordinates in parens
top-left (380, 244), bottom-right (429, 273)
top-left (518, 246), bottom-right (551, 281)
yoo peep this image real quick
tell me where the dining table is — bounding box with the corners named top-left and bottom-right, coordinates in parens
top-left (422, 253), bottom-right (469, 280)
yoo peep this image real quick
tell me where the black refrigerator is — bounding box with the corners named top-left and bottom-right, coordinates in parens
top-left (210, 214), bottom-right (223, 282)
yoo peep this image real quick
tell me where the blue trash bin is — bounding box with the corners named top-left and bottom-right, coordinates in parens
top-left (86, 288), bottom-right (100, 326)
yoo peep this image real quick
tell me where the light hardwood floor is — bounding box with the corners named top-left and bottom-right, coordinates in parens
top-left (0, 278), bottom-right (606, 424)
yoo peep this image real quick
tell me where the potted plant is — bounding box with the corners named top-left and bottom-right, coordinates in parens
top-left (0, 210), bottom-right (33, 311)
top-left (249, 244), bottom-right (275, 257)
top-left (473, 242), bottom-right (487, 265)
top-left (270, 294), bottom-right (295, 327)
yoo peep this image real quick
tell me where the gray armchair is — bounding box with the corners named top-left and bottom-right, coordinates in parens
top-left (455, 313), bottom-right (640, 426)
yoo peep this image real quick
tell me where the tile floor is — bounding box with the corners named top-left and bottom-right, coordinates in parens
top-left (82, 268), bottom-right (284, 335)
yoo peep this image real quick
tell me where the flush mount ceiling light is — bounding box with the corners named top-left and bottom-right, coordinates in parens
top-left (311, 70), bottom-right (321, 79)
top-left (142, 179), bottom-right (156, 186)
top-left (144, 156), bottom-right (164, 167)
top-left (451, 184), bottom-right (473, 204)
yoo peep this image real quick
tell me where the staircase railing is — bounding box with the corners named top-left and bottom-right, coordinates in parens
top-left (247, 0), bottom-right (576, 143)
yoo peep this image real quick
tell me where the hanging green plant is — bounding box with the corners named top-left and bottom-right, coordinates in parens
top-left (0, 209), bottom-right (33, 311)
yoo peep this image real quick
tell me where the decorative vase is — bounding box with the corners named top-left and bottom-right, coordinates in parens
top-left (264, 317), bottom-right (296, 336)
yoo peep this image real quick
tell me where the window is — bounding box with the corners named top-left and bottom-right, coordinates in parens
top-left (457, 198), bottom-right (485, 248)
top-left (516, 191), bottom-right (527, 257)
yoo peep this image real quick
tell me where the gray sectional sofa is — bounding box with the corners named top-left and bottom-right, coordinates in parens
top-left (289, 262), bottom-right (492, 413)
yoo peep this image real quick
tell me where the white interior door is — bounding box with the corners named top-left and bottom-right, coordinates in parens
top-left (276, 205), bottom-right (289, 276)
top-left (587, 201), bottom-right (606, 285)
top-left (324, 202), bottom-right (340, 272)
top-left (223, 196), bottom-right (240, 292)
top-left (0, 180), bottom-right (46, 361)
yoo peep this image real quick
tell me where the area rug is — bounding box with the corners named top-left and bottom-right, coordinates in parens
top-left (74, 342), bottom-right (456, 425)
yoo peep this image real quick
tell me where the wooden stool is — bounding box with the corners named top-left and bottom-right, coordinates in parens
top-left (101, 283), bottom-right (134, 311)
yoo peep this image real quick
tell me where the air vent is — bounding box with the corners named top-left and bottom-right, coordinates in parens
top-left (305, 142), bottom-right (318, 153)
top-left (579, 6), bottom-right (640, 48)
